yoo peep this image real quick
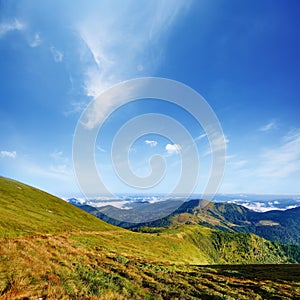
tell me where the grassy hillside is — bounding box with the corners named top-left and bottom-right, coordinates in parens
top-left (0, 176), bottom-right (115, 237)
top-left (1, 234), bottom-right (300, 299)
top-left (0, 177), bottom-right (300, 299)
top-left (192, 201), bottom-right (300, 245)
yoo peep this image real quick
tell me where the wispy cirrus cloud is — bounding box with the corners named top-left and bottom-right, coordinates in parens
top-left (145, 140), bottom-right (158, 147)
top-left (259, 121), bottom-right (277, 132)
top-left (0, 150), bottom-right (17, 159)
top-left (96, 146), bottom-right (106, 153)
top-left (203, 133), bottom-right (228, 156)
top-left (50, 46), bottom-right (63, 62)
top-left (221, 130), bottom-right (300, 194)
top-left (227, 157), bottom-right (248, 169)
top-left (29, 33), bottom-right (42, 47)
top-left (257, 130), bottom-right (300, 178)
top-left (50, 150), bottom-right (68, 163)
top-left (194, 133), bottom-right (207, 142)
top-left (23, 161), bottom-right (72, 181)
top-left (71, 1), bottom-right (191, 127)
top-left (48, 150), bottom-right (72, 177)
top-left (0, 19), bottom-right (25, 37)
top-left (76, 1), bottom-right (191, 97)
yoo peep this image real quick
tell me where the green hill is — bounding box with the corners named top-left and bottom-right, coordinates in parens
top-left (0, 177), bottom-right (300, 299)
top-left (0, 176), bottom-right (115, 237)
top-left (181, 200), bottom-right (300, 245)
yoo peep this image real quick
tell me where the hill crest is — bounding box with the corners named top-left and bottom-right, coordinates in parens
top-left (0, 176), bottom-right (115, 238)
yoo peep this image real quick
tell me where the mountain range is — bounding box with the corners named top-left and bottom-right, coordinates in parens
top-left (71, 198), bottom-right (300, 245)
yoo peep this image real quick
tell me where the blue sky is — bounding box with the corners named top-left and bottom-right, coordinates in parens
top-left (1, 0), bottom-right (300, 197)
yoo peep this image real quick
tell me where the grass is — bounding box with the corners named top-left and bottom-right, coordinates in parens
top-left (0, 176), bottom-right (300, 299)
top-left (1, 234), bottom-right (299, 299)
top-left (0, 176), bottom-right (115, 237)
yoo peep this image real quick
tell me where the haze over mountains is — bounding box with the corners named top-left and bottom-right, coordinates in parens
top-left (67, 193), bottom-right (300, 212)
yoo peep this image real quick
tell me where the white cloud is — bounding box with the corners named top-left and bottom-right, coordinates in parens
top-left (96, 146), bottom-right (106, 153)
top-left (50, 150), bottom-right (70, 169)
top-left (227, 159), bottom-right (248, 169)
top-left (50, 46), bottom-right (63, 62)
top-left (76, 1), bottom-right (190, 97)
top-left (194, 133), bottom-right (207, 142)
top-left (26, 162), bottom-right (72, 181)
top-left (64, 100), bottom-right (87, 116)
top-left (49, 164), bottom-right (70, 176)
top-left (145, 140), bottom-right (158, 147)
top-left (204, 133), bottom-right (228, 156)
top-left (257, 130), bottom-right (300, 178)
top-left (29, 33), bottom-right (42, 47)
top-left (50, 150), bottom-right (64, 161)
top-left (22, 151), bottom-right (73, 180)
top-left (259, 121), bottom-right (277, 132)
top-left (239, 201), bottom-right (284, 212)
top-left (165, 143), bottom-right (181, 155)
top-left (80, 83), bottom-right (135, 129)
top-left (0, 150), bottom-right (17, 159)
top-left (226, 154), bottom-right (236, 160)
top-left (0, 19), bottom-right (25, 37)
top-left (286, 205), bottom-right (298, 210)
top-left (212, 133), bottom-right (229, 152)
top-left (221, 130), bottom-right (300, 194)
